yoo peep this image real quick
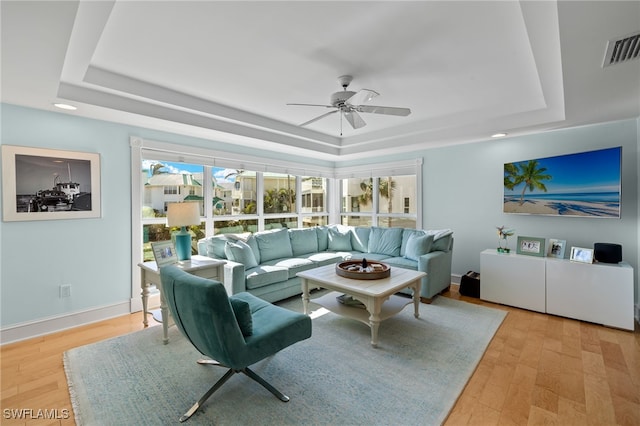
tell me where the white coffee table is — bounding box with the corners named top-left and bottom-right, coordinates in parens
top-left (297, 264), bottom-right (426, 347)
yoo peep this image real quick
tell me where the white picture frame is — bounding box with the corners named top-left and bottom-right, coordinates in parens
top-left (151, 241), bottom-right (178, 267)
top-left (570, 246), bottom-right (594, 264)
top-left (1, 145), bottom-right (101, 222)
top-left (547, 239), bottom-right (567, 259)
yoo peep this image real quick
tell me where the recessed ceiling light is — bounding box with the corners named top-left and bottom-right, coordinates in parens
top-left (491, 132), bottom-right (508, 138)
top-left (53, 103), bottom-right (77, 110)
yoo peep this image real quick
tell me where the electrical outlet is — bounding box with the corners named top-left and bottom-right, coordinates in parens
top-left (60, 284), bottom-right (71, 298)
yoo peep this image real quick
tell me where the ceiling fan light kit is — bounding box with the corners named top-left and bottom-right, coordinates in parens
top-left (288, 75), bottom-right (411, 135)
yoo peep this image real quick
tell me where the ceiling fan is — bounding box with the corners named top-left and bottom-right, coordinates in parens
top-left (287, 75), bottom-right (411, 135)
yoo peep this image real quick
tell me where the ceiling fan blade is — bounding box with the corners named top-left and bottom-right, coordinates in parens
top-left (343, 110), bottom-right (366, 129)
top-left (356, 105), bottom-right (412, 116)
top-left (299, 109), bottom-right (338, 126)
top-left (287, 103), bottom-right (334, 108)
top-left (345, 89), bottom-right (379, 106)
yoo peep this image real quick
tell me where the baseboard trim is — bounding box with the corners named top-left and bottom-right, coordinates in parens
top-left (635, 303), bottom-right (640, 325)
top-left (0, 301), bottom-right (131, 345)
top-left (450, 273), bottom-right (462, 285)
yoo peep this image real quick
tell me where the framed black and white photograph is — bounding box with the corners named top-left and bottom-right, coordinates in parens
top-left (547, 239), bottom-right (567, 259)
top-left (1, 145), bottom-right (101, 222)
top-left (570, 246), bottom-right (594, 264)
top-left (516, 236), bottom-right (546, 257)
top-left (151, 241), bottom-right (178, 267)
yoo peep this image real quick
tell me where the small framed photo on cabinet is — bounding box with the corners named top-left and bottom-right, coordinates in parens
top-left (570, 247), bottom-right (593, 264)
top-left (516, 236), bottom-right (546, 257)
top-left (547, 239), bottom-right (566, 259)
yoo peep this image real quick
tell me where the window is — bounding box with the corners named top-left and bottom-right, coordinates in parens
top-left (340, 174), bottom-right (417, 228)
top-left (212, 167), bottom-right (256, 217)
top-left (341, 178), bottom-right (374, 214)
top-left (134, 139), bottom-right (417, 264)
top-left (264, 172), bottom-right (296, 214)
top-left (141, 160), bottom-right (204, 260)
top-left (301, 176), bottom-right (327, 227)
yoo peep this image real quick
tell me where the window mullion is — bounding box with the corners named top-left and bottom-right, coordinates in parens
top-left (256, 171), bottom-right (264, 231)
top-left (372, 177), bottom-right (379, 227)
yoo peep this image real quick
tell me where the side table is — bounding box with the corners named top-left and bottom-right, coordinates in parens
top-left (138, 255), bottom-right (225, 343)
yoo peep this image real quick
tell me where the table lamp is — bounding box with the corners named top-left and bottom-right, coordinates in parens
top-left (167, 202), bottom-right (200, 261)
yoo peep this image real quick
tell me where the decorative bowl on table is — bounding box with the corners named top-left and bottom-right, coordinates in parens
top-left (335, 259), bottom-right (390, 280)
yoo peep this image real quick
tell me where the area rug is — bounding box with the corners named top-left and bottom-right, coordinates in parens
top-left (64, 297), bottom-right (506, 425)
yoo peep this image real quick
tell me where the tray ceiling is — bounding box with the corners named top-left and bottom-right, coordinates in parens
top-left (2, 1), bottom-right (639, 161)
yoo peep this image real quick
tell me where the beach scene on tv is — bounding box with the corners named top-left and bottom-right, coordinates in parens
top-left (503, 147), bottom-right (621, 218)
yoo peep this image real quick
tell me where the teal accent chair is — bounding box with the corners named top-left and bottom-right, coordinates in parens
top-left (160, 265), bottom-right (312, 422)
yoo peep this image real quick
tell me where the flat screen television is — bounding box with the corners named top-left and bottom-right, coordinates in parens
top-left (503, 146), bottom-right (621, 218)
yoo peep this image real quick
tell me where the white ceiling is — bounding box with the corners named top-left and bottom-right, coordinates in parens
top-left (2, 1), bottom-right (639, 161)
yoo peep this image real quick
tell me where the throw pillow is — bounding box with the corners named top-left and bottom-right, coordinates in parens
top-left (316, 225), bottom-right (329, 251)
top-left (351, 227), bottom-right (371, 252)
top-left (289, 228), bottom-right (319, 256)
top-left (427, 229), bottom-right (453, 252)
top-left (328, 226), bottom-right (352, 251)
top-left (229, 296), bottom-right (253, 336)
top-left (405, 233), bottom-right (435, 261)
top-left (368, 227), bottom-right (403, 256)
top-left (224, 240), bottom-right (259, 268)
top-left (206, 235), bottom-right (229, 259)
top-left (254, 228), bottom-right (293, 262)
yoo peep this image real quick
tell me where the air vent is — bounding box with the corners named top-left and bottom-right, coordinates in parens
top-left (603, 31), bottom-right (640, 67)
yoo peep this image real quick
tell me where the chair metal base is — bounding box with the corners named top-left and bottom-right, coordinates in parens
top-left (179, 359), bottom-right (289, 422)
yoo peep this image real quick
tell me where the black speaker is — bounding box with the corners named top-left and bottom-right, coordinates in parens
top-left (594, 243), bottom-right (622, 264)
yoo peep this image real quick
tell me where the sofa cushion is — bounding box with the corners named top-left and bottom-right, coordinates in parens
top-left (254, 228), bottom-right (293, 262)
top-left (316, 226), bottom-right (329, 251)
top-left (229, 296), bottom-right (253, 336)
top-left (351, 227), bottom-right (371, 253)
top-left (224, 240), bottom-right (259, 268)
top-left (299, 252), bottom-right (344, 267)
top-left (245, 265), bottom-right (289, 290)
top-left (384, 256), bottom-right (418, 270)
top-left (405, 233), bottom-right (435, 261)
top-left (368, 227), bottom-right (403, 257)
top-left (263, 257), bottom-right (316, 279)
top-left (288, 228), bottom-right (319, 256)
top-left (353, 253), bottom-right (391, 262)
top-left (206, 235), bottom-right (229, 259)
top-left (400, 229), bottom-right (423, 257)
top-left (245, 235), bottom-right (261, 264)
top-left (328, 227), bottom-right (352, 251)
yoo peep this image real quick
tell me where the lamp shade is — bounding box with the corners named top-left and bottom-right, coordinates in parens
top-left (167, 202), bottom-right (200, 227)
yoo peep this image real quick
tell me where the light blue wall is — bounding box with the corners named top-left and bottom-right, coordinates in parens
top-left (1, 103), bottom-right (638, 330)
top-left (423, 120), bottom-right (638, 289)
top-left (0, 104), bottom-right (332, 328)
top-left (343, 119), bottom-right (638, 306)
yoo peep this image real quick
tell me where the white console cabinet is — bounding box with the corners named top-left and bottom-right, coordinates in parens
top-left (480, 249), bottom-right (634, 330)
top-left (480, 250), bottom-right (546, 313)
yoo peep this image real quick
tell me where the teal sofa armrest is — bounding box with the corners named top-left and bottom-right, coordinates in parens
top-left (418, 248), bottom-right (453, 299)
top-left (223, 260), bottom-right (248, 295)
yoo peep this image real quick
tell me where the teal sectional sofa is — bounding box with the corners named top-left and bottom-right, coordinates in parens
top-left (197, 225), bottom-right (453, 303)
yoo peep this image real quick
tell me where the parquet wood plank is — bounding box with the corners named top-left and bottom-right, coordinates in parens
top-left (611, 393), bottom-right (640, 426)
top-left (556, 396), bottom-right (587, 426)
top-left (3, 286), bottom-right (638, 426)
top-left (584, 373), bottom-right (617, 425)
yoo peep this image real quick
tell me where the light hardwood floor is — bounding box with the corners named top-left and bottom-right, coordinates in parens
top-left (1, 286), bottom-right (638, 425)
